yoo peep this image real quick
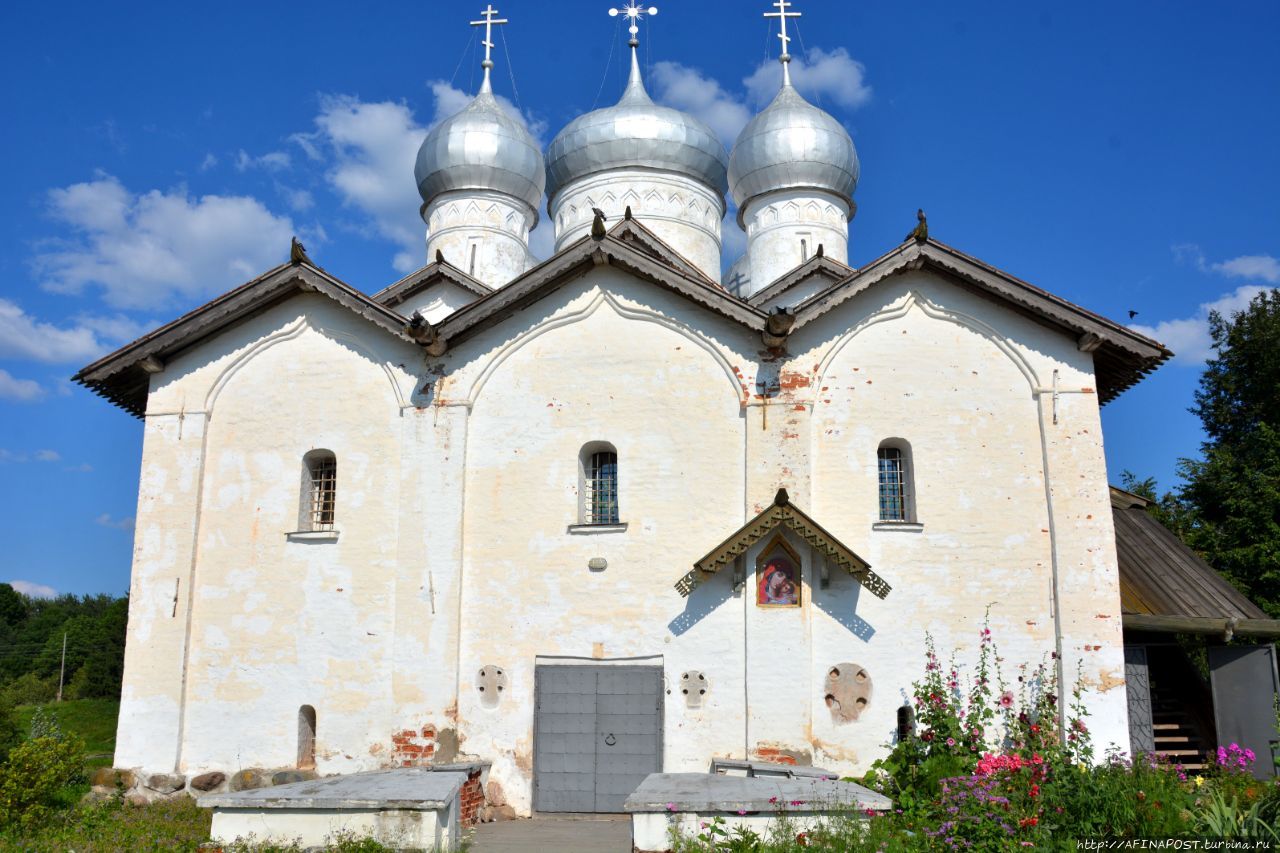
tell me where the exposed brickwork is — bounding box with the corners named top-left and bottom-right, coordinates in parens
top-left (390, 724), bottom-right (436, 767)
top-left (459, 769), bottom-right (484, 826)
top-left (752, 746), bottom-right (798, 766)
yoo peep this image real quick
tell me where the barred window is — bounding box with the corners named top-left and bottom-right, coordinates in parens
top-left (301, 450), bottom-right (337, 531)
top-left (581, 445), bottom-right (619, 524)
top-left (877, 442), bottom-right (913, 522)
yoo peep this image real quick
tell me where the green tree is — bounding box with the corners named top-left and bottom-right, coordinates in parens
top-left (1178, 289), bottom-right (1280, 616)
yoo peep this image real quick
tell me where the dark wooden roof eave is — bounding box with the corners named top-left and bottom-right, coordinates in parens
top-left (789, 239), bottom-right (1172, 405)
top-left (745, 255), bottom-right (855, 308)
top-left (434, 228), bottom-right (767, 349)
top-left (371, 260), bottom-right (493, 308)
top-left (73, 261), bottom-right (418, 418)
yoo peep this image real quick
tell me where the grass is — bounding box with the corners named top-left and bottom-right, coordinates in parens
top-left (0, 796), bottom-right (211, 852)
top-left (15, 698), bottom-right (118, 766)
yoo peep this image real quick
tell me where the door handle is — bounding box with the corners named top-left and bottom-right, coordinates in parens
top-left (604, 733), bottom-right (617, 746)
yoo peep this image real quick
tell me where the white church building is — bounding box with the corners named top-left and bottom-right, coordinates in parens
top-left (77, 3), bottom-right (1169, 816)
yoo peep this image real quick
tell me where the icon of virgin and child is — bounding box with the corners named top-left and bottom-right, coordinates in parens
top-left (757, 550), bottom-right (800, 606)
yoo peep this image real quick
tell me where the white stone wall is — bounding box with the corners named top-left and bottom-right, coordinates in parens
top-left (550, 170), bottom-right (724, 282)
top-left (115, 264), bottom-right (1129, 808)
top-left (739, 189), bottom-right (851, 298)
top-left (424, 190), bottom-right (536, 289)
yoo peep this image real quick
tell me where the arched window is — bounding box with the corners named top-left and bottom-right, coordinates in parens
top-left (297, 705), bottom-right (316, 769)
top-left (877, 440), bottom-right (914, 522)
top-left (896, 704), bottom-right (916, 742)
top-left (301, 450), bottom-right (337, 531)
top-left (580, 443), bottom-right (619, 524)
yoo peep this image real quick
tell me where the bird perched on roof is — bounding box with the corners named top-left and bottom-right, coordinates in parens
top-left (435, 249), bottom-right (446, 265)
top-left (906, 209), bottom-right (928, 244)
top-left (290, 237), bottom-right (312, 265)
top-left (591, 207), bottom-right (608, 240)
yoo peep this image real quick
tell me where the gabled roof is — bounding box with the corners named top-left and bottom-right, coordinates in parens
top-left (785, 238), bottom-right (1172, 404)
top-left (676, 488), bottom-right (890, 600)
top-left (1111, 487), bottom-right (1270, 623)
top-left (371, 258), bottom-right (492, 309)
top-left (746, 254), bottom-right (854, 308)
top-left (73, 261), bottom-right (417, 418)
top-left (434, 218), bottom-right (766, 350)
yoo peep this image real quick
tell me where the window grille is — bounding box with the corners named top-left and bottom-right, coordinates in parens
top-left (877, 447), bottom-right (908, 521)
top-left (585, 451), bottom-right (619, 524)
top-left (306, 453), bottom-right (337, 530)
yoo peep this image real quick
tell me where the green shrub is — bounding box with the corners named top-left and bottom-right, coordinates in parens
top-left (0, 673), bottom-right (56, 708)
top-left (0, 734), bottom-right (86, 829)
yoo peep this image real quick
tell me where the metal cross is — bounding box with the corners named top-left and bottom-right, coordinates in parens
top-left (470, 4), bottom-right (508, 91)
top-left (764, 0), bottom-right (801, 84)
top-left (609, 4), bottom-right (658, 46)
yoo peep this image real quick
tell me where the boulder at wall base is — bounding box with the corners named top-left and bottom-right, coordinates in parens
top-left (271, 770), bottom-right (318, 786)
top-left (89, 768), bottom-right (136, 789)
top-left (190, 771), bottom-right (227, 792)
top-left (477, 804), bottom-right (518, 823)
top-left (229, 769), bottom-right (270, 792)
top-left (145, 773), bottom-right (187, 794)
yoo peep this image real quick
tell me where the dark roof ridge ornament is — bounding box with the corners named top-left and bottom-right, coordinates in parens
top-left (773, 487), bottom-right (789, 506)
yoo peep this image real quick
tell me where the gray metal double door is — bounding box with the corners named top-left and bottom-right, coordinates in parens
top-left (533, 664), bottom-right (663, 813)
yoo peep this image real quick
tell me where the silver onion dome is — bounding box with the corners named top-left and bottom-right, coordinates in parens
top-left (544, 50), bottom-right (729, 203)
top-left (414, 87), bottom-right (546, 216)
top-left (727, 83), bottom-right (859, 220)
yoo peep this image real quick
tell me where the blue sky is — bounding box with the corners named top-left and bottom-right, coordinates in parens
top-left (1, 0), bottom-right (1277, 598)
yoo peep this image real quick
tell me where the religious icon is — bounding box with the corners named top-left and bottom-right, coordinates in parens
top-left (757, 535), bottom-right (801, 607)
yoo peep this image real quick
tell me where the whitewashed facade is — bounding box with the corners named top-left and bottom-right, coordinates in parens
top-left (75, 8), bottom-right (1170, 816)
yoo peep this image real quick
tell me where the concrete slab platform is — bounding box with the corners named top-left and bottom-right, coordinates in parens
top-left (624, 772), bottom-right (892, 852)
top-left (200, 767), bottom-right (466, 809)
top-left (624, 772), bottom-right (891, 813)
top-left (201, 769), bottom-right (467, 849)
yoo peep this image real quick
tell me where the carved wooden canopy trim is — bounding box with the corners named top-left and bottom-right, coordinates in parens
top-left (676, 489), bottom-right (890, 600)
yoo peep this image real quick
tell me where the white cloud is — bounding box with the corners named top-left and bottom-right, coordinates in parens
top-left (9, 580), bottom-right (56, 598)
top-left (0, 370), bottom-right (46, 402)
top-left (33, 173), bottom-right (296, 310)
top-left (64, 462), bottom-right (93, 473)
top-left (276, 183), bottom-right (314, 212)
top-left (652, 62), bottom-right (753, 147)
top-left (651, 48), bottom-right (869, 149)
top-left (1131, 284), bottom-right (1268, 364)
top-left (1214, 254), bottom-right (1280, 283)
top-left (0, 299), bottom-right (114, 363)
top-left (1, 448), bottom-right (67, 462)
top-left (293, 87), bottom-right (542, 274)
top-left (95, 513), bottom-right (135, 531)
top-left (744, 47), bottom-right (872, 110)
top-left (199, 152), bottom-right (218, 171)
top-left (1173, 245), bottom-right (1280, 284)
top-left (235, 149), bottom-right (291, 172)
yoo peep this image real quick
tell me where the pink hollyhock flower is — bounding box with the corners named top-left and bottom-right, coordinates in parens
top-left (946, 737), bottom-right (956, 747)
top-left (999, 690), bottom-right (1015, 708)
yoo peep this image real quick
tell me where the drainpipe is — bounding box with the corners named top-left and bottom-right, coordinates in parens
top-left (1033, 384), bottom-right (1068, 745)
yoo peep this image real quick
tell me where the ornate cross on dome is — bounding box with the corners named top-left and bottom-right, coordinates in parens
top-left (469, 4), bottom-right (509, 93)
top-left (609, 4), bottom-right (658, 48)
top-left (764, 0), bottom-right (801, 85)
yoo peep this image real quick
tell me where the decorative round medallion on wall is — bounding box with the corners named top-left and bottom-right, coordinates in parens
top-left (477, 666), bottom-right (508, 710)
top-left (824, 663), bottom-right (871, 723)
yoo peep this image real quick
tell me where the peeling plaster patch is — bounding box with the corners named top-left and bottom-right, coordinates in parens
top-left (753, 744), bottom-right (812, 766)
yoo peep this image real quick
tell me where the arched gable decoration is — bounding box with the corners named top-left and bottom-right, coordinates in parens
top-left (678, 488), bottom-right (890, 600)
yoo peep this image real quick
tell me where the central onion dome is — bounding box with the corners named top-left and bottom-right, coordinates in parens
top-left (727, 83), bottom-right (859, 222)
top-left (414, 87), bottom-right (545, 218)
top-left (544, 51), bottom-right (729, 203)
